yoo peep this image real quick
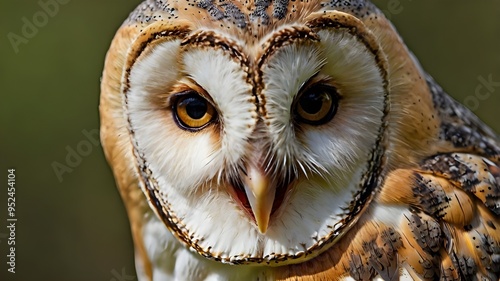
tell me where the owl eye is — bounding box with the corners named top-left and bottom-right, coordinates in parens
top-left (173, 91), bottom-right (216, 130)
top-left (295, 84), bottom-right (339, 125)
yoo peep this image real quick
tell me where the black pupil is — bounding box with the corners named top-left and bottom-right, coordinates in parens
top-left (183, 96), bottom-right (207, 119)
top-left (300, 91), bottom-right (325, 114)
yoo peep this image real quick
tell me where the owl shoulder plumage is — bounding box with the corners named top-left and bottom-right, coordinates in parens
top-left (276, 169), bottom-right (499, 280)
top-left (380, 154), bottom-right (499, 279)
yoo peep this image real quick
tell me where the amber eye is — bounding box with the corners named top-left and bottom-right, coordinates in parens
top-left (173, 92), bottom-right (216, 130)
top-left (295, 84), bottom-right (339, 125)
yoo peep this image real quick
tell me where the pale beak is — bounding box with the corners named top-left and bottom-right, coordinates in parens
top-left (242, 164), bottom-right (275, 234)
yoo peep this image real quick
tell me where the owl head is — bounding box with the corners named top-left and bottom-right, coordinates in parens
top-left (101, 0), bottom-right (433, 266)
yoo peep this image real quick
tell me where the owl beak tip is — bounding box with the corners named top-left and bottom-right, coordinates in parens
top-left (243, 165), bottom-right (274, 234)
top-left (257, 219), bottom-right (270, 234)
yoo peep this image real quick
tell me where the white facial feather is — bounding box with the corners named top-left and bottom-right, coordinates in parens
top-left (143, 214), bottom-right (271, 280)
top-left (125, 21), bottom-right (386, 265)
top-left (260, 28), bottom-right (385, 254)
top-left (182, 48), bottom-right (256, 166)
top-left (128, 42), bottom-right (264, 260)
top-left (262, 42), bottom-right (325, 167)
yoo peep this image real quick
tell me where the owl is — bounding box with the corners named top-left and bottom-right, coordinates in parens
top-left (99, 0), bottom-right (500, 280)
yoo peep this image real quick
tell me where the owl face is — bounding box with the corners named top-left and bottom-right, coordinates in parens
top-left (124, 11), bottom-right (387, 265)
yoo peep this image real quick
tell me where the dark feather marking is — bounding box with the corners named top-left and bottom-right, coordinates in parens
top-left (455, 254), bottom-right (477, 280)
top-left (198, 0), bottom-right (225, 20)
top-left (272, 0), bottom-right (289, 19)
top-left (348, 252), bottom-right (374, 281)
top-left (198, 0), bottom-right (248, 28)
top-left (363, 239), bottom-right (399, 281)
top-left (419, 258), bottom-right (438, 280)
top-left (484, 160), bottom-right (500, 215)
top-left (408, 213), bottom-right (442, 254)
top-left (421, 154), bottom-right (500, 215)
top-left (478, 233), bottom-right (500, 274)
top-left (441, 124), bottom-right (500, 159)
top-left (320, 0), bottom-right (378, 19)
top-left (412, 173), bottom-right (451, 219)
top-left (440, 262), bottom-right (460, 281)
top-left (220, 2), bottom-right (247, 28)
top-left (421, 155), bottom-right (478, 186)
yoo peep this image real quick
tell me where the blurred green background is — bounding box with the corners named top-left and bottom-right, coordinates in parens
top-left (0, 1), bottom-right (499, 280)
